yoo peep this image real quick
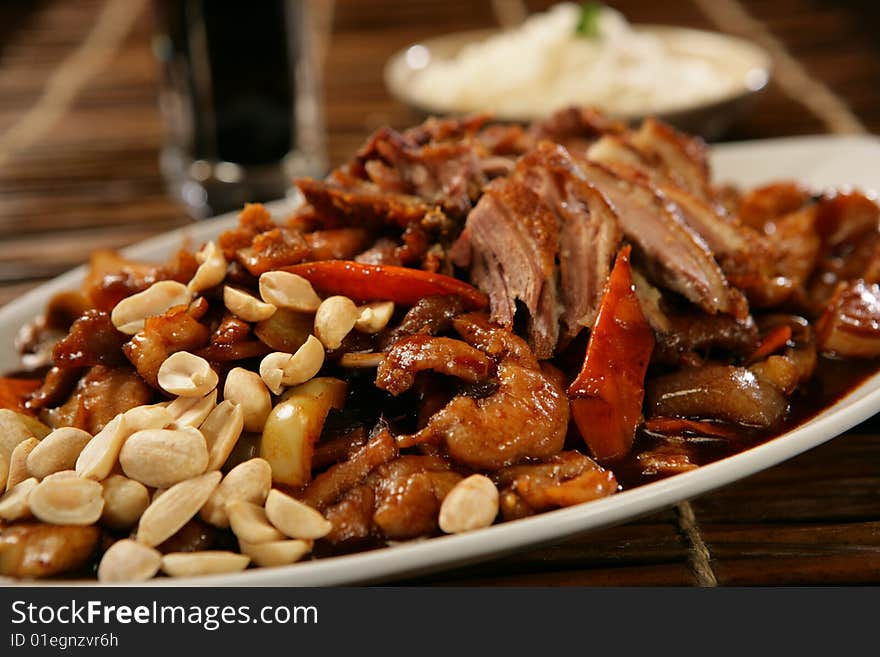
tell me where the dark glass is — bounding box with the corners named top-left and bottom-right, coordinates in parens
top-left (153, 0), bottom-right (325, 217)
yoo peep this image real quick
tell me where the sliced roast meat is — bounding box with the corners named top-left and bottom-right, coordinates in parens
top-left (572, 158), bottom-right (746, 318)
top-left (629, 117), bottom-right (713, 202)
top-left (452, 176), bottom-right (561, 358)
top-left (516, 142), bottom-right (621, 341)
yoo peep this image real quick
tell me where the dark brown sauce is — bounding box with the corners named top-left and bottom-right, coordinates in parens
top-left (614, 355), bottom-right (880, 489)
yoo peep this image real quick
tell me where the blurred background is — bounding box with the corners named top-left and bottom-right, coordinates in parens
top-left (0, 0), bottom-right (879, 585)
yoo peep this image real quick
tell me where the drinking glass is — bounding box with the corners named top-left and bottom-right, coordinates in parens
top-left (152, 0), bottom-right (327, 218)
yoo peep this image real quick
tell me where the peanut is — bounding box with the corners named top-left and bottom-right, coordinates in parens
top-left (75, 413), bottom-right (129, 481)
top-left (100, 475), bottom-right (150, 529)
top-left (354, 301), bottom-right (395, 334)
top-left (259, 336), bottom-right (325, 395)
top-left (110, 281), bottom-right (191, 335)
top-left (136, 471), bottom-right (221, 547)
top-left (200, 458), bottom-right (271, 528)
top-left (0, 409), bottom-right (37, 458)
top-left (0, 477), bottom-right (37, 521)
top-left (314, 296), bottom-right (359, 350)
top-left (157, 351), bottom-right (218, 397)
top-left (187, 241), bottom-right (227, 293)
top-left (258, 271), bottom-right (321, 311)
top-left (223, 367), bottom-right (272, 432)
top-left (438, 474), bottom-right (499, 534)
top-left (123, 404), bottom-right (174, 432)
top-left (97, 539), bottom-right (162, 582)
top-left (239, 539), bottom-right (312, 568)
top-left (264, 489), bottom-right (332, 539)
top-left (199, 401), bottom-right (244, 471)
top-left (227, 500), bottom-right (285, 544)
top-left (29, 476), bottom-right (104, 525)
top-left (6, 438), bottom-right (39, 492)
top-left (167, 389), bottom-right (217, 428)
top-left (0, 451), bottom-right (7, 491)
top-left (224, 286), bottom-right (276, 322)
top-left (119, 427), bottom-right (209, 489)
top-left (27, 427), bottom-right (92, 480)
top-left (160, 551), bottom-right (250, 577)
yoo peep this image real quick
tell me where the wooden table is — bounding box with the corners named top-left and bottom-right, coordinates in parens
top-left (1, 0), bottom-right (879, 586)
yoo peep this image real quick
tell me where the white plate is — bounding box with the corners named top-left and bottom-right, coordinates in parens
top-left (2, 135), bottom-right (880, 586)
top-left (384, 25), bottom-right (771, 138)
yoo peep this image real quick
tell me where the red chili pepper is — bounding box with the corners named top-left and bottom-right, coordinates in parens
top-left (568, 246), bottom-right (654, 462)
top-left (281, 260), bottom-right (488, 309)
top-left (0, 377), bottom-right (41, 414)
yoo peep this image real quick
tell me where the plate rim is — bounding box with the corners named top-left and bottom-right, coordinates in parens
top-left (2, 135), bottom-right (880, 587)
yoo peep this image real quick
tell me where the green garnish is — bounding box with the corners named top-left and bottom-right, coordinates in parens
top-left (575, 2), bottom-right (602, 38)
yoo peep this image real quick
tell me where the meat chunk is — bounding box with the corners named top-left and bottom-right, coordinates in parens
top-left (376, 335), bottom-right (493, 396)
top-left (51, 310), bottom-right (128, 368)
top-left (123, 304), bottom-right (211, 388)
top-left (398, 314), bottom-right (569, 469)
top-left (816, 281), bottom-right (880, 358)
top-left (45, 365), bottom-right (153, 433)
top-left (296, 175), bottom-right (427, 229)
top-left (367, 455), bottom-right (462, 540)
top-left (494, 451), bottom-right (617, 520)
top-left (0, 523), bottom-right (99, 578)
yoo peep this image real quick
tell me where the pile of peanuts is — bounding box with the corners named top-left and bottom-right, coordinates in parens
top-left (0, 240), bottom-right (504, 581)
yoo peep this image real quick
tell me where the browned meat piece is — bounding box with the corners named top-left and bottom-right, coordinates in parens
top-left (123, 304), bottom-right (211, 388)
top-left (400, 113), bottom-right (490, 146)
top-left (300, 427), bottom-right (398, 510)
top-left (195, 314), bottom-right (270, 363)
top-left (46, 365), bottom-right (153, 433)
top-left (816, 281), bottom-right (880, 358)
top-left (355, 238), bottom-right (401, 266)
top-left (517, 143), bottom-right (621, 341)
top-left (629, 117), bottom-right (712, 202)
top-left (767, 204), bottom-right (821, 302)
top-left (494, 451), bottom-right (617, 520)
top-left (156, 518), bottom-right (218, 554)
top-left (573, 158), bottom-right (746, 318)
top-left (653, 311), bottom-right (759, 364)
top-left (51, 310), bottom-right (128, 368)
top-left (298, 170), bottom-right (428, 229)
top-left (0, 523), bottom-right (100, 578)
top-left (303, 228), bottom-right (371, 261)
top-left (26, 365), bottom-right (83, 412)
top-left (452, 176), bottom-right (560, 357)
top-left (530, 106), bottom-right (624, 157)
top-left (398, 314), bottom-right (569, 469)
top-left (218, 203), bottom-right (278, 259)
top-left (368, 455), bottom-right (462, 540)
top-left (236, 228), bottom-right (309, 276)
top-left (323, 484), bottom-right (375, 544)
top-left (376, 335), bottom-right (493, 396)
top-left (736, 181), bottom-right (812, 230)
top-left (646, 357), bottom-right (797, 429)
top-left (383, 295), bottom-right (467, 347)
top-left (355, 127), bottom-right (486, 218)
top-left (637, 441), bottom-right (699, 476)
